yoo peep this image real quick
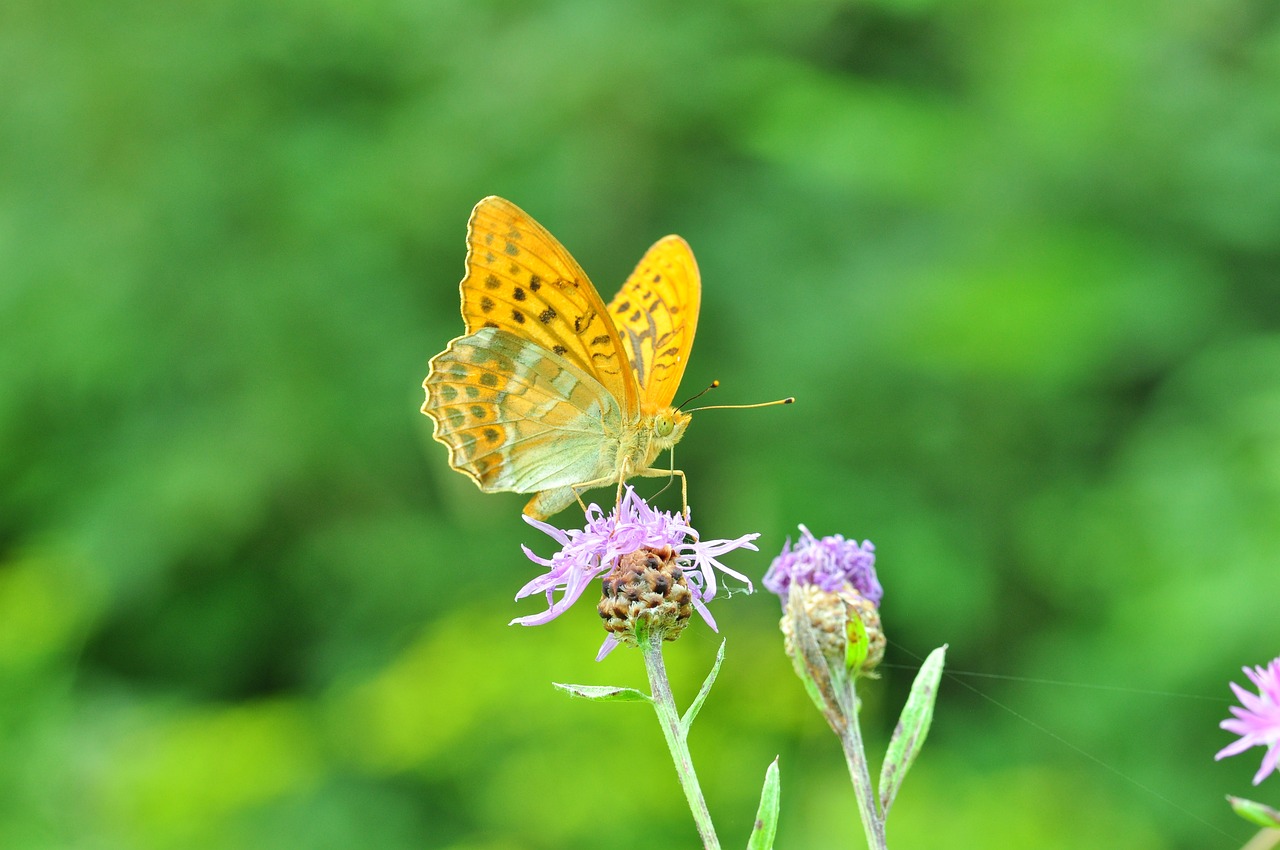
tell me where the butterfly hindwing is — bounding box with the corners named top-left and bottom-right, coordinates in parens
top-left (606, 235), bottom-right (700, 410)
top-left (423, 327), bottom-right (622, 494)
top-left (462, 197), bottom-right (639, 418)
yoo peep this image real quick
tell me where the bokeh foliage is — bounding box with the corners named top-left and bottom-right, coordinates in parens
top-left (3, 0), bottom-right (1278, 847)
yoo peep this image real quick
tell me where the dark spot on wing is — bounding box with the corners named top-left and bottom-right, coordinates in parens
top-left (480, 373), bottom-right (498, 388)
top-left (539, 308), bottom-right (556, 324)
top-left (483, 321), bottom-right (498, 328)
top-left (480, 296), bottom-right (494, 313)
top-left (552, 344), bottom-right (568, 355)
top-left (505, 242), bottom-right (519, 256)
top-left (471, 405), bottom-right (487, 419)
top-left (484, 274), bottom-right (500, 289)
top-left (464, 385), bottom-right (479, 399)
top-left (653, 274), bottom-right (661, 282)
top-left (662, 346), bottom-right (680, 356)
top-left (615, 300), bottom-right (631, 313)
top-left (529, 274), bottom-right (541, 291)
top-left (446, 407), bottom-right (466, 429)
top-left (484, 233), bottom-right (494, 245)
top-left (590, 334), bottom-right (610, 346)
top-left (438, 385), bottom-right (458, 402)
top-left (512, 309), bottom-right (525, 324)
top-left (483, 427), bottom-right (501, 444)
top-left (629, 310), bottom-right (641, 322)
top-left (513, 286), bottom-right (526, 301)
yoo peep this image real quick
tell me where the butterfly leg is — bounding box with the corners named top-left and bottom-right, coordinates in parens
top-left (633, 467), bottom-right (689, 518)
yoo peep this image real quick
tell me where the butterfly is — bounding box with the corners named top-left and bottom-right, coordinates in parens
top-left (422, 196), bottom-right (702, 519)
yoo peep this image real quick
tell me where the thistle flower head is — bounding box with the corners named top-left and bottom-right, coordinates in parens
top-left (513, 488), bottom-right (760, 659)
top-left (1216, 657), bottom-right (1280, 785)
top-left (766, 526), bottom-right (884, 682)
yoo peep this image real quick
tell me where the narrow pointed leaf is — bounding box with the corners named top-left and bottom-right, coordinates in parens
top-left (786, 589), bottom-right (848, 728)
top-left (553, 682), bottom-right (652, 703)
top-left (878, 644), bottom-right (946, 816)
top-left (845, 603), bottom-right (870, 674)
top-left (681, 639), bottom-right (726, 732)
top-left (1228, 796), bottom-right (1280, 829)
top-left (746, 757), bottom-right (782, 850)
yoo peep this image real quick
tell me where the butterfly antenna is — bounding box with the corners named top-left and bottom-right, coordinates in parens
top-left (685, 396), bottom-right (795, 413)
top-left (676, 380), bottom-right (720, 411)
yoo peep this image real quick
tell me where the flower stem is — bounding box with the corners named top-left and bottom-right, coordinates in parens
top-left (837, 682), bottom-right (887, 850)
top-left (641, 635), bottom-right (722, 850)
top-left (1242, 829), bottom-right (1280, 850)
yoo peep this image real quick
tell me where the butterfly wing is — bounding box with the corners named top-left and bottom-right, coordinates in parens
top-left (423, 327), bottom-right (622, 496)
top-left (462, 196), bottom-right (640, 418)
top-left (605, 235), bottom-right (701, 409)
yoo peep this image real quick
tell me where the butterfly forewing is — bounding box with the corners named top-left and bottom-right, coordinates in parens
top-left (606, 235), bottom-right (701, 409)
top-left (424, 327), bottom-right (623, 494)
top-left (462, 197), bottom-right (639, 418)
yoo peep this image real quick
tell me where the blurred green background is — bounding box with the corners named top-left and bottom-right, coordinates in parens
top-left (3, 0), bottom-right (1278, 847)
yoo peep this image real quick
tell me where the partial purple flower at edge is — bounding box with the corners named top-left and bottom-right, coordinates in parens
top-left (1216, 657), bottom-right (1280, 786)
top-left (512, 487), bottom-right (760, 659)
top-left (763, 524), bottom-right (881, 607)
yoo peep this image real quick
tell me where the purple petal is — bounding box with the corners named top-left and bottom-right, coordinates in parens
top-left (1218, 737), bottom-right (1257, 759)
top-left (595, 634), bottom-right (621, 661)
top-left (1255, 744), bottom-right (1280, 785)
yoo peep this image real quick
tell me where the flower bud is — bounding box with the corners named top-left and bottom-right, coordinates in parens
top-left (780, 582), bottom-right (885, 679)
top-left (768, 527), bottom-right (885, 684)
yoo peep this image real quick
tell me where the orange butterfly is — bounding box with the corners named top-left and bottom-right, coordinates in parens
top-left (422, 196), bottom-right (703, 519)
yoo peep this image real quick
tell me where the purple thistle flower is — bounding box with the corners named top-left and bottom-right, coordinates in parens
top-left (1216, 657), bottom-right (1280, 785)
top-left (763, 525), bottom-right (881, 607)
top-left (513, 487), bottom-right (760, 659)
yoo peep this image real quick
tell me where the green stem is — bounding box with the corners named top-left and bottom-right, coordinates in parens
top-left (641, 635), bottom-right (721, 850)
top-left (1241, 829), bottom-right (1280, 850)
top-left (837, 682), bottom-right (887, 850)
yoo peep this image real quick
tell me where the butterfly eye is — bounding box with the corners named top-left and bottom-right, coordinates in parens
top-left (654, 413), bottom-right (674, 437)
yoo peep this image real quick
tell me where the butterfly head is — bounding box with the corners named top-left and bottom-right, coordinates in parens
top-left (649, 406), bottom-right (692, 453)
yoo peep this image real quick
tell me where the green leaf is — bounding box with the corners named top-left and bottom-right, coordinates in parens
top-left (845, 603), bottom-right (870, 674)
top-left (878, 644), bottom-right (947, 816)
top-left (785, 589), bottom-right (850, 727)
top-left (552, 682), bottom-right (652, 703)
top-left (1228, 795), bottom-right (1280, 829)
top-left (746, 757), bottom-right (782, 850)
top-left (681, 639), bottom-right (725, 733)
